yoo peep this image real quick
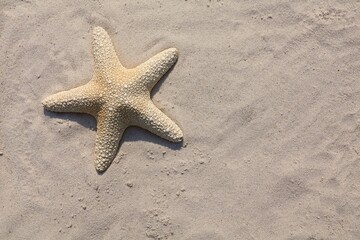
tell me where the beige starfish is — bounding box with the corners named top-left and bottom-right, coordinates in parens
top-left (42, 26), bottom-right (183, 172)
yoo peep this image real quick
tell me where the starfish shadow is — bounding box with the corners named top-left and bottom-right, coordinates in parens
top-left (43, 109), bottom-right (97, 130)
top-left (122, 127), bottom-right (183, 150)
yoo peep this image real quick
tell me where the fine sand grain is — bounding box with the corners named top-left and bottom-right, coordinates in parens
top-left (1, 0), bottom-right (360, 239)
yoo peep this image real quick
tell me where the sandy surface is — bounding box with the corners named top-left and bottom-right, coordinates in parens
top-left (1, 0), bottom-right (360, 239)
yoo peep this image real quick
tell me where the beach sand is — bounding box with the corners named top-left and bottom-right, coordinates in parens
top-left (1, 0), bottom-right (360, 239)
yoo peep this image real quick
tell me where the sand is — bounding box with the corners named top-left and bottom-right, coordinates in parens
top-left (1, 0), bottom-right (360, 239)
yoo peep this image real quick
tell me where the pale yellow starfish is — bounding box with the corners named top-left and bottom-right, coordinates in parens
top-left (42, 26), bottom-right (183, 172)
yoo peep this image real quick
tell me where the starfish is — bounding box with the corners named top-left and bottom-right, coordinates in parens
top-left (42, 26), bottom-right (183, 172)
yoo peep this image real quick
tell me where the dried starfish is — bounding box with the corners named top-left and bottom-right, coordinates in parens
top-left (42, 26), bottom-right (183, 172)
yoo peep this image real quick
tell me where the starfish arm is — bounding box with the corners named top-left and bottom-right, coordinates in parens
top-left (136, 48), bottom-right (178, 90)
top-left (42, 82), bottom-right (101, 115)
top-left (132, 101), bottom-right (183, 142)
top-left (92, 27), bottom-right (124, 79)
top-left (94, 110), bottom-right (126, 172)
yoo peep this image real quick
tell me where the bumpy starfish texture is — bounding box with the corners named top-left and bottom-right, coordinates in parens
top-left (43, 26), bottom-right (183, 172)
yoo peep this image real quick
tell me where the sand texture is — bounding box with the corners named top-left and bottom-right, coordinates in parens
top-left (1, 0), bottom-right (360, 239)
